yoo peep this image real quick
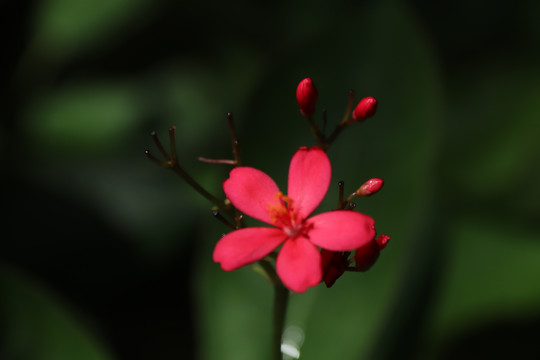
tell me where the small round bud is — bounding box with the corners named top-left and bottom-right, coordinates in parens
top-left (352, 96), bottom-right (377, 121)
top-left (376, 234), bottom-right (390, 250)
top-left (296, 78), bottom-right (318, 117)
top-left (357, 178), bottom-right (384, 196)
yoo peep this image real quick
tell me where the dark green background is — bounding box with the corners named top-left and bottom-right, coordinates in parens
top-left (2, 0), bottom-right (540, 359)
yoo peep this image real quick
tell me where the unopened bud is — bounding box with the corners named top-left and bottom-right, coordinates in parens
top-left (355, 233), bottom-right (390, 271)
top-left (320, 249), bottom-right (348, 288)
top-left (354, 239), bottom-right (380, 272)
top-left (296, 78), bottom-right (318, 117)
top-left (376, 234), bottom-right (390, 250)
top-left (357, 178), bottom-right (384, 196)
top-left (352, 96), bottom-right (377, 121)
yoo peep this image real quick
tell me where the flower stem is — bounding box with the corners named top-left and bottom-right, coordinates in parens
top-left (227, 112), bottom-right (243, 166)
top-left (321, 90), bottom-right (355, 151)
top-left (272, 282), bottom-right (289, 360)
top-left (168, 162), bottom-right (230, 212)
top-left (258, 260), bottom-right (289, 360)
top-left (146, 128), bottom-right (232, 213)
top-left (306, 115), bottom-right (326, 149)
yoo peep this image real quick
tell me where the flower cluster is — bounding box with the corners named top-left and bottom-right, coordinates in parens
top-left (146, 76), bottom-right (391, 360)
top-left (212, 78), bottom-right (389, 292)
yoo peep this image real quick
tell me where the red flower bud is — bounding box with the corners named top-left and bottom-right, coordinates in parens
top-left (376, 234), bottom-right (390, 250)
top-left (352, 96), bottom-right (377, 122)
top-left (357, 178), bottom-right (384, 196)
top-left (354, 239), bottom-right (380, 272)
top-left (320, 249), bottom-right (348, 288)
top-left (296, 78), bottom-right (318, 117)
top-left (355, 234), bottom-right (390, 272)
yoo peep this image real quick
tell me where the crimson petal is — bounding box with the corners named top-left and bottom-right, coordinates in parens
top-left (213, 227), bottom-right (287, 271)
top-left (308, 211), bottom-right (376, 251)
top-left (276, 237), bottom-right (322, 293)
top-left (223, 167), bottom-right (280, 225)
top-left (287, 146), bottom-right (331, 220)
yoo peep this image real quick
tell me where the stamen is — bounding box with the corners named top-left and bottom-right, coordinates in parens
top-left (267, 192), bottom-right (304, 238)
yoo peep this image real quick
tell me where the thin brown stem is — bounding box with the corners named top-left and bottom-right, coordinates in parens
top-left (307, 115), bottom-right (326, 148)
top-left (144, 149), bottom-right (166, 166)
top-left (227, 113), bottom-right (243, 166)
top-left (324, 121), bottom-right (350, 150)
top-left (337, 181), bottom-right (345, 209)
top-left (212, 209), bottom-right (237, 230)
top-left (168, 163), bottom-right (229, 212)
top-left (146, 129), bottom-right (231, 212)
top-left (151, 131), bottom-right (171, 161)
top-left (168, 126), bottom-right (177, 162)
top-left (322, 90), bottom-right (355, 150)
top-left (197, 157), bottom-right (237, 165)
top-left (340, 90), bottom-right (355, 125)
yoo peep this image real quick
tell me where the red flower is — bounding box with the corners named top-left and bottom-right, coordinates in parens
top-left (213, 146), bottom-right (376, 292)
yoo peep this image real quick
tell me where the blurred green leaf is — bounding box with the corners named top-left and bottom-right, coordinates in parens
top-left (25, 82), bottom-right (141, 152)
top-left (0, 265), bottom-right (113, 360)
top-left (425, 216), bottom-right (540, 353)
top-left (31, 0), bottom-right (152, 58)
top-left (446, 67), bottom-right (540, 198)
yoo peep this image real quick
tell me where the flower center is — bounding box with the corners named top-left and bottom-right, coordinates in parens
top-left (268, 192), bottom-right (304, 238)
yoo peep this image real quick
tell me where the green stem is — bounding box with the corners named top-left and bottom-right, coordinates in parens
top-left (258, 260), bottom-right (289, 360)
top-left (272, 283), bottom-right (289, 360)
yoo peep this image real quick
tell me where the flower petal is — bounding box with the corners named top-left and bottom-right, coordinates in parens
top-left (287, 146), bottom-right (331, 220)
top-left (276, 236), bottom-right (322, 293)
top-left (213, 227), bottom-right (287, 271)
top-left (223, 167), bottom-right (280, 225)
top-left (307, 211), bottom-right (376, 251)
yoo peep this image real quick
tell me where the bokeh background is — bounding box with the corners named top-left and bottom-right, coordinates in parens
top-left (2, 0), bottom-right (540, 359)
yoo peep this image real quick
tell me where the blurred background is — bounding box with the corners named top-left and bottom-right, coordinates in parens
top-left (2, 0), bottom-right (540, 359)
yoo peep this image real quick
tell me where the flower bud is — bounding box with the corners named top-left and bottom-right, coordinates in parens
top-left (376, 234), bottom-right (390, 250)
top-left (320, 249), bottom-right (348, 288)
top-left (352, 96), bottom-right (377, 122)
top-left (356, 178), bottom-right (384, 196)
top-left (296, 78), bottom-right (318, 117)
top-left (354, 239), bottom-right (380, 272)
top-left (354, 234), bottom-right (390, 272)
